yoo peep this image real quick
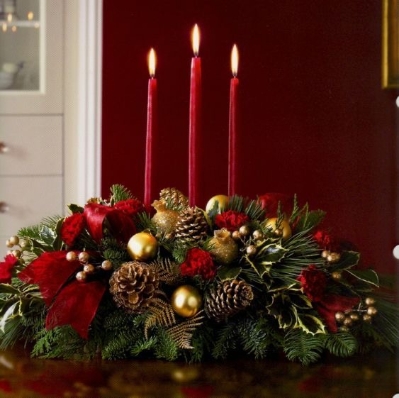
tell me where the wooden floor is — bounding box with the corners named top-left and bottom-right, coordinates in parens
top-left (0, 346), bottom-right (397, 397)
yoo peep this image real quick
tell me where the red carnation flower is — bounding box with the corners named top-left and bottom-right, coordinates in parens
top-left (297, 265), bottom-right (327, 302)
top-left (0, 254), bottom-right (18, 284)
top-left (180, 248), bottom-right (217, 280)
top-left (113, 199), bottom-right (144, 216)
top-left (214, 210), bottom-right (250, 232)
top-left (258, 192), bottom-right (294, 218)
top-left (61, 213), bottom-right (86, 247)
top-left (312, 229), bottom-right (339, 251)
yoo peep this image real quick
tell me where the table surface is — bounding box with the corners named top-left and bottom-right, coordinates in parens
top-left (0, 346), bottom-right (397, 398)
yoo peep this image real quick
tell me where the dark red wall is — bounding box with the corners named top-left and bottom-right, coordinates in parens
top-left (102, 0), bottom-right (398, 274)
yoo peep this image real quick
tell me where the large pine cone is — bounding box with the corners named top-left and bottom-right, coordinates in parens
top-left (109, 261), bottom-right (159, 313)
top-left (175, 207), bottom-right (208, 246)
top-left (159, 187), bottom-right (189, 211)
top-left (205, 279), bottom-right (254, 322)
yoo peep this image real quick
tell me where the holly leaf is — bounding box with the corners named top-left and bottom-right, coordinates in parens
top-left (346, 268), bottom-right (379, 287)
top-left (290, 293), bottom-right (312, 309)
top-left (296, 313), bottom-right (326, 335)
top-left (217, 265), bottom-right (242, 281)
top-left (295, 206), bottom-right (326, 233)
top-left (333, 251), bottom-right (361, 271)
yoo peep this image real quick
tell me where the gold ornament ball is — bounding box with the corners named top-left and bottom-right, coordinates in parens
top-left (8, 235), bottom-right (19, 246)
top-left (101, 260), bottom-right (113, 271)
top-left (66, 251), bottom-right (78, 261)
top-left (205, 195), bottom-right (229, 214)
top-left (127, 232), bottom-right (158, 261)
top-left (78, 251), bottom-right (90, 263)
top-left (171, 285), bottom-right (202, 318)
top-left (265, 218), bottom-right (292, 240)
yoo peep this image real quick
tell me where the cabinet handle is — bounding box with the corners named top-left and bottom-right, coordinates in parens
top-left (0, 142), bottom-right (9, 154)
top-left (0, 202), bottom-right (9, 213)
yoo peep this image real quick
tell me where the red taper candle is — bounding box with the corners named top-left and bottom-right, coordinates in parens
top-left (188, 24), bottom-right (201, 206)
top-left (144, 48), bottom-right (157, 210)
top-left (228, 44), bottom-right (239, 196)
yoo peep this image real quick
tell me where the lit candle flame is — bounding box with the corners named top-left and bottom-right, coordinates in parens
top-left (148, 48), bottom-right (156, 77)
top-left (192, 24), bottom-right (200, 57)
top-left (231, 44), bottom-right (238, 77)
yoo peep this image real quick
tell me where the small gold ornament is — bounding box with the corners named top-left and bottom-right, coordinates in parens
top-left (151, 200), bottom-right (179, 235)
top-left (208, 229), bottom-right (239, 264)
top-left (11, 249), bottom-right (21, 258)
top-left (331, 271), bottom-right (342, 280)
top-left (205, 194), bottom-right (229, 213)
top-left (127, 231), bottom-right (158, 261)
top-left (76, 271), bottom-right (87, 282)
top-left (66, 251), bottom-right (78, 261)
top-left (327, 252), bottom-right (341, 263)
top-left (8, 236), bottom-right (19, 246)
top-left (252, 230), bottom-right (264, 241)
top-left (246, 245), bottom-right (257, 257)
top-left (365, 297), bottom-right (376, 306)
top-left (78, 251), bottom-right (90, 263)
top-left (367, 306), bottom-right (378, 316)
top-left (265, 218), bottom-right (292, 240)
top-left (101, 260), bottom-right (113, 271)
top-left (171, 285), bottom-right (202, 318)
top-left (83, 264), bottom-right (95, 274)
top-left (239, 225), bottom-right (251, 237)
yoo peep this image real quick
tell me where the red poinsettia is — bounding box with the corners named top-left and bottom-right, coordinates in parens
top-left (214, 210), bottom-right (249, 232)
top-left (298, 264), bottom-right (360, 332)
top-left (61, 213), bottom-right (86, 247)
top-left (18, 251), bottom-right (106, 338)
top-left (0, 254), bottom-right (18, 284)
top-left (180, 248), bottom-right (217, 280)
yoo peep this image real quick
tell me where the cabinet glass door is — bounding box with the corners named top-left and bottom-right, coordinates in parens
top-left (0, 0), bottom-right (41, 91)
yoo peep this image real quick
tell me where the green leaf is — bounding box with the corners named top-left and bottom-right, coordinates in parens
top-left (290, 293), bottom-right (312, 309)
top-left (346, 269), bottom-right (379, 287)
top-left (257, 243), bottom-right (288, 263)
top-left (67, 204), bottom-right (84, 213)
top-left (217, 265), bottom-right (242, 281)
top-left (296, 313), bottom-right (326, 335)
top-left (333, 251), bottom-right (360, 270)
top-left (0, 301), bottom-right (20, 333)
top-left (0, 284), bottom-right (20, 295)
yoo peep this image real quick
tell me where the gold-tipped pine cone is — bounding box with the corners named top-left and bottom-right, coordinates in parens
top-left (205, 279), bottom-right (254, 322)
top-left (159, 187), bottom-right (189, 211)
top-left (109, 261), bottom-right (159, 313)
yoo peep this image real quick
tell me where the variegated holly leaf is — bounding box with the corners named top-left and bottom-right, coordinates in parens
top-left (217, 265), bottom-right (242, 281)
top-left (346, 268), bottom-right (379, 287)
top-left (296, 313), bottom-right (326, 335)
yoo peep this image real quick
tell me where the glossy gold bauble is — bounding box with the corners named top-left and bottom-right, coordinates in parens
top-left (171, 285), bottom-right (202, 318)
top-left (205, 194), bottom-right (229, 213)
top-left (265, 217), bottom-right (292, 240)
top-left (209, 229), bottom-right (239, 264)
top-left (127, 231), bottom-right (158, 261)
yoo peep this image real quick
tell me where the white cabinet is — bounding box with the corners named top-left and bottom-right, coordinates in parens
top-left (0, 0), bottom-right (64, 257)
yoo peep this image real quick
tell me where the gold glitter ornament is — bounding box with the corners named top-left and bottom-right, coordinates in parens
top-left (265, 217), bottom-right (292, 240)
top-left (205, 194), bottom-right (229, 213)
top-left (127, 231), bottom-right (158, 261)
top-left (209, 229), bottom-right (239, 264)
top-left (171, 285), bottom-right (202, 318)
top-left (152, 200), bottom-right (179, 235)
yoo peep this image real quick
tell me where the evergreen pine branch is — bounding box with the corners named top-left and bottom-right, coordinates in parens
top-left (101, 237), bottom-right (130, 268)
top-left (109, 184), bottom-right (135, 203)
top-left (323, 331), bottom-right (358, 357)
top-left (244, 199), bottom-right (265, 221)
top-left (283, 328), bottom-right (324, 365)
top-left (135, 211), bottom-right (157, 233)
top-left (212, 320), bottom-right (239, 359)
top-left (130, 336), bottom-right (157, 357)
top-left (227, 195), bottom-right (245, 212)
top-left (153, 327), bottom-right (179, 361)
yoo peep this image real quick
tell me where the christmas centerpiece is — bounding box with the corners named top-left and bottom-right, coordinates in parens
top-left (0, 185), bottom-right (398, 365)
top-left (1, 25), bottom-right (398, 365)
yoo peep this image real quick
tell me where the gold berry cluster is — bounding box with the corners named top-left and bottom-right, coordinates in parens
top-left (65, 251), bottom-right (114, 282)
top-left (5, 235), bottom-right (30, 261)
top-left (335, 297), bottom-right (378, 331)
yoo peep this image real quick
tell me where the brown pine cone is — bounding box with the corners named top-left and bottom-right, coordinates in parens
top-left (175, 207), bottom-right (208, 246)
top-left (205, 279), bottom-right (254, 322)
top-left (159, 187), bottom-right (189, 211)
top-left (109, 261), bottom-right (159, 313)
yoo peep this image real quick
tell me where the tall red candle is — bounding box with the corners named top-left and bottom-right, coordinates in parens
top-left (188, 24), bottom-right (201, 206)
top-left (144, 48), bottom-right (157, 210)
top-left (228, 44), bottom-right (239, 196)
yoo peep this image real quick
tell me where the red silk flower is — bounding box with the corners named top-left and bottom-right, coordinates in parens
top-left (18, 251), bottom-right (106, 338)
top-left (61, 213), bottom-right (86, 247)
top-left (214, 210), bottom-right (249, 232)
top-left (297, 264), bottom-right (360, 332)
top-left (0, 254), bottom-right (18, 284)
top-left (113, 199), bottom-right (144, 216)
top-left (180, 248), bottom-right (217, 280)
